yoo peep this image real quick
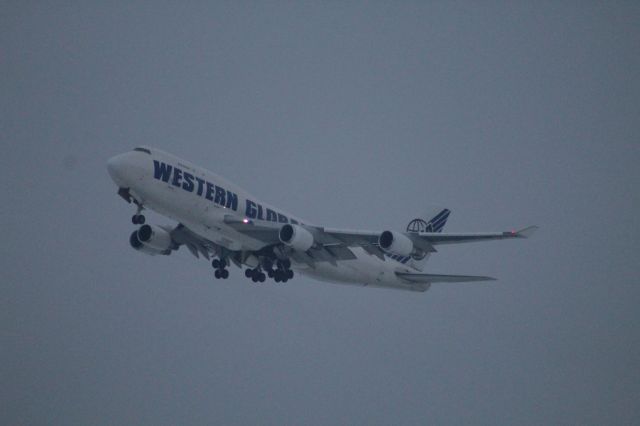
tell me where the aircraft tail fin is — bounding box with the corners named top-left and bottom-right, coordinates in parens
top-left (405, 208), bottom-right (450, 271)
top-left (406, 208), bottom-right (451, 234)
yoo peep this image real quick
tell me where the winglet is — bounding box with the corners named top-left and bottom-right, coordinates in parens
top-left (515, 225), bottom-right (538, 238)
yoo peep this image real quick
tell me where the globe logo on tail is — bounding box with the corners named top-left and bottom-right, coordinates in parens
top-left (406, 218), bottom-right (430, 233)
top-left (406, 209), bottom-right (451, 234)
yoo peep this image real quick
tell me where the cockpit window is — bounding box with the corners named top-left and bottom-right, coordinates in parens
top-left (133, 147), bottom-right (151, 154)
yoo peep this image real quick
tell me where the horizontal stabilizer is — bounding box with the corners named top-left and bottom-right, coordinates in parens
top-left (396, 272), bottom-right (496, 284)
top-left (413, 224), bottom-right (539, 245)
top-left (515, 225), bottom-right (538, 238)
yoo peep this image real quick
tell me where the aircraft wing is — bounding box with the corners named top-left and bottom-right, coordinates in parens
top-left (396, 272), bottom-right (496, 283)
top-left (223, 216), bottom-right (282, 243)
top-left (168, 224), bottom-right (221, 260)
top-left (224, 215), bottom-right (537, 264)
top-left (323, 225), bottom-right (538, 252)
top-left (223, 217), bottom-right (359, 264)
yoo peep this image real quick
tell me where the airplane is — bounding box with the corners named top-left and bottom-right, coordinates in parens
top-left (107, 146), bottom-right (537, 292)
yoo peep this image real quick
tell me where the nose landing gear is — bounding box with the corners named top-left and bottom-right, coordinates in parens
top-left (131, 204), bottom-right (145, 225)
top-left (132, 214), bottom-right (145, 225)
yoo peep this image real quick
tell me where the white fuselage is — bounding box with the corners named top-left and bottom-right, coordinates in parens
top-left (108, 148), bottom-right (424, 291)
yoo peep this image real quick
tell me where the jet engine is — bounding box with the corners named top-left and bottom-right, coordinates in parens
top-left (129, 230), bottom-right (168, 256)
top-left (378, 230), bottom-right (414, 257)
top-left (279, 224), bottom-right (314, 252)
top-left (136, 224), bottom-right (173, 252)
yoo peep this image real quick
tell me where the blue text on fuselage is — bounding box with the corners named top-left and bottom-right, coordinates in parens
top-left (153, 160), bottom-right (295, 224)
top-left (244, 199), bottom-right (297, 225)
top-left (153, 160), bottom-right (238, 211)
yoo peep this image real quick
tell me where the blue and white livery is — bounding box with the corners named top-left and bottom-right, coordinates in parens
top-left (107, 147), bottom-right (536, 292)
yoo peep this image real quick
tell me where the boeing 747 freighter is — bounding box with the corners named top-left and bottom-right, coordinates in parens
top-left (107, 147), bottom-right (536, 292)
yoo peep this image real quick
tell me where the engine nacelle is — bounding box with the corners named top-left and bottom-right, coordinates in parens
top-left (279, 224), bottom-right (314, 252)
top-left (137, 224), bottom-right (173, 252)
top-left (129, 231), bottom-right (167, 256)
top-left (379, 230), bottom-right (414, 257)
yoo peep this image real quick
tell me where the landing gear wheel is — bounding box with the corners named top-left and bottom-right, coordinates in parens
top-left (211, 259), bottom-right (221, 269)
top-left (245, 268), bottom-right (265, 282)
top-left (274, 270), bottom-right (286, 282)
top-left (267, 269), bottom-right (274, 278)
top-left (214, 270), bottom-right (221, 279)
top-left (132, 214), bottom-right (146, 225)
top-left (221, 269), bottom-right (229, 279)
top-left (287, 270), bottom-right (294, 279)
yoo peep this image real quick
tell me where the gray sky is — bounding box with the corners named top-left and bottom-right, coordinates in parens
top-left (2, 2), bottom-right (639, 425)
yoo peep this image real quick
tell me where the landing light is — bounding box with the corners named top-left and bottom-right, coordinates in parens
top-left (243, 218), bottom-right (249, 224)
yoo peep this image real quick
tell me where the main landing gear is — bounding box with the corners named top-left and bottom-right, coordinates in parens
top-left (273, 259), bottom-right (294, 283)
top-left (244, 258), bottom-right (294, 284)
top-left (245, 268), bottom-right (266, 283)
top-left (268, 259), bottom-right (294, 283)
top-left (212, 258), bottom-right (229, 279)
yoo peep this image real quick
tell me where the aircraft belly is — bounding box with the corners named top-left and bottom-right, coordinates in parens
top-left (295, 247), bottom-right (419, 290)
top-left (298, 261), bottom-right (368, 286)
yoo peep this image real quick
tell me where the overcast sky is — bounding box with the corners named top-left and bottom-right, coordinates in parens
top-left (2, 2), bottom-right (639, 425)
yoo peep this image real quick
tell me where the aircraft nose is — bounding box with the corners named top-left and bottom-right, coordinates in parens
top-left (107, 153), bottom-right (130, 187)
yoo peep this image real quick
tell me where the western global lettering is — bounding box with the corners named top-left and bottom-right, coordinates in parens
top-left (153, 160), bottom-right (172, 182)
top-left (214, 186), bottom-right (226, 206)
top-left (195, 177), bottom-right (205, 196)
top-left (151, 160), bottom-right (240, 211)
top-left (245, 199), bottom-right (257, 218)
top-left (244, 199), bottom-right (290, 223)
top-left (225, 191), bottom-right (238, 210)
top-left (182, 172), bottom-right (195, 192)
top-left (171, 167), bottom-right (182, 187)
top-left (151, 161), bottom-right (294, 219)
top-left (205, 182), bottom-right (215, 201)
